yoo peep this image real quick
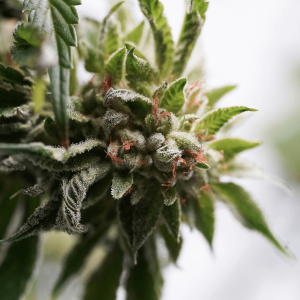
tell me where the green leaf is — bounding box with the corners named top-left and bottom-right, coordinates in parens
top-left (163, 187), bottom-right (177, 206)
top-left (160, 78), bottom-right (187, 114)
top-left (0, 157), bottom-right (26, 173)
top-left (23, 0), bottom-right (81, 145)
top-left (173, 0), bottom-right (208, 78)
top-left (211, 182), bottom-right (287, 253)
top-left (124, 42), bottom-right (147, 60)
top-left (104, 88), bottom-right (153, 118)
top-left (104, 47), bottom-right (127, 85)
top-left (159, 224), bottom-right (182, 263)
top-left (83, 241), bottom-right (124, 300)
top-left (53, 225), bottom-right (111, 294)
top-left (162, 199), bottom-right (181, 240)
top-left (0, 63), bottom-right (31, 86)
top-left (124, 21), bottom-right (145, 45)
top-left (118, 185), bottom-right (164, 260)
top-left (208, 138), bottom-right (261, 161)
top-left (11, 22), bottom-right (55, 70)
top-left (48, 64), bottom-right (70, 145)
top-left (138, 0), bottom-right (174, 77)
top-left (0, 178), bottom-right (23, 239)
top-left (0, 193), bottom-right (60, 243)
top-left (194, 192), bottom-right (215, 247)
top-left (0, 118), bottom-right (36, 135)
top-left (0, 80), bottom-right (31, 108)
top-left (44, 116), bottom-right (60, 140)
top-left (0, 104), bottom-right (33, 120)
top-left (126, 239), bottom-right (163, 300)
top-left (23, 0), bottom-right (81, 68)
top-left (112, 171), bottom-right (134, 200)
top-left (206, 85), bottom-right (236, 107)
top-left (0, 198), bottom-right (40, 300)
top-left (59, 162), bottom-right (111, 233)
top-left (196, 106), bottom-right (257, 135)
top-left (0, 140), bottom-right (106, 164)
top-left (104, 20), bottom-right (121, 55)
top-left (125, 47), bottom-right (157, 94)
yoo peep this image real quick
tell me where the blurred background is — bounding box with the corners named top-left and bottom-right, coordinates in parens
top-left (2, 0), bottom-right (300, 299)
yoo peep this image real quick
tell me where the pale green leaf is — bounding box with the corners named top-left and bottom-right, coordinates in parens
top-left (196, 106), bottom-right (257, 135)
top-left (206, 85), bottom-right (236, 107)
top-left (104, 47), bottom-right (127, 85)
top-left (138, 0), bottom-right (174, 77)
top-left (160, 78), bottom-right (187, 114)
top-left (208, 138), bottom-right (261, 161)
top-left (211, 182), bottom-right (287, 254)
top-left (112, 171), bottom-right (134, 199)
top-left (123, 21), bottom-right (145, 45)
top-left (104, 20), bottom-right (121, 55)
top-left (0, 104), bottom-right (33, 120)
top-left (173, 0), bottom-right (208, 78)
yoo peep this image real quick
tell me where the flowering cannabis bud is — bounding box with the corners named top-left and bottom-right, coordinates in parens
top-left (0, 0), bottom-right (288, 299)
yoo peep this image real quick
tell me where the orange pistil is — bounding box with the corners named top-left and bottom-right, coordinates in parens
top-left (104, 151), bottom-right (124, 166)
top-left (150, 73), bottom-right (159, 86)
top-left (184, 149), bottom-right (208, 170)
top-left (179, 194), bottom-right (191, 204)
top-left (196, 134), bottom-right (215, 141)
top-left (75, 109), bottom-right (95, 118)
top-left (168, 71), bottom-right (174, 83)
top-left (119, 136), bottom-right (137, 151)
top-left (101, 74), bottom-right (112, 94)
top-left (155, 111), bottom-right (171, 126)
top-left (152, 92), bottom-right (160, 117)
top-left (111, 149), bottom-right (117, 153)
top-left (200, 184), bottom-right (214, 195)
top-left (124, 185), bottom-right (134, 197)
top-left (89, 73), bottom-right (98, 85)
top-left (162, 174), bottom-right (173, 197)
top-left (131, 160), bottom-right (146, 165)
top-left (110, 136), bottom-right (117, 146)
top-left (172, 157), bottom-right (187, 178)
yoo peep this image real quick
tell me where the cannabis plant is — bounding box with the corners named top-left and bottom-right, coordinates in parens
top-left (0, 0), bottom-right (288, 299)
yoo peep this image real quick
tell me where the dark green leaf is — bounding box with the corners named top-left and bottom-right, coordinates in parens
top-left (104, 47), bottom-right (127, 85)
top-left (196, 106), bottom-right (257, 135)
top-left (59, 162), bottom-right (111, 233)
top-left (138, 0), bottom-right (174, 77)
top-left (104, 88), bottom-right (153, 118)
top-left (125, 47), bottom-right (158, 95)
top-left (160, 78), bottom-right (187, 114)
top-left (163, 187), bottom-right (177, 206)
top-left (118, 185), bottom-right (164, 260)
top-left (112, 171), bottom-right (134, 200)
top-left (208, 138), bottom-right (261, 161)
top-left (84, 241), bottom-right (124, 300)
top-left (211, 182), bottom-right (287, 253)
top-left (0, 194), bottom-right (60, 243)
top-left (162, 199), bottom-right (181, 240)
top-left (126, 239), bottom-right (163, 300)
top-left (206, 85), bottom-right (236, 107)
top-left (159, 224), bottom-right (182, 263)
top-left (0, 198), bottom-right (40, 300)
top-left (0, 63), bottom-right (31, 85)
